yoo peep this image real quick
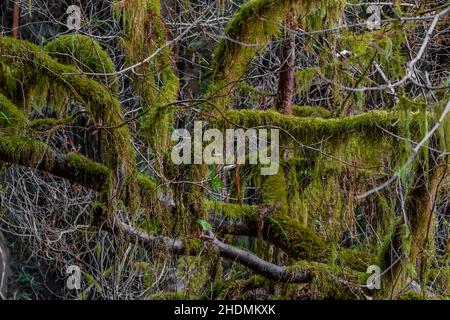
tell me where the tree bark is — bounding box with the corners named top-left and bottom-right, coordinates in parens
top-left (11, 0), bottom-right (19, 38)
top-left (276, 11), bottom-right (296, 114)
top-left (114, 219), bottom-right (312, 283)
top-left (380, 157), bottom-right (448, 298)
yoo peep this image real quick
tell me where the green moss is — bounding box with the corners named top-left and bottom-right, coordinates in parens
top-left (204, 200), bottom-right (259, 220)
top-left (397, 291), bottom-right (426, 300)
top-left (0, 135), bottom-right (120, 194)
top-left (149, 292), bottom-right (197, 300)
top-left (28, 116), bottom-right (74, 131)
top-left (261, 168), bottom-right (288, 214)
top-left (292, 106), bottom-right (331, 118)
top-left (206, 200), bottom-right (330, 261)
top-left (267, 211), bottom-right (330, 261)
top-left (0, 92), bottom-right (27, 129)
top-left (0, 35), bottom-right (139, 214)
top-left (207, 0), bottom-right (343, 112)
top-left (182, 238), bottom-right (203, 255)
top-left (45, 34), bottom-right (118, 92)
top-left (137, 173), bottom-right (158, 207)
top-left (0, 135), bottom-right (48, 166)
top-left (219, 109), bottom-right (426, 144)
top-left (115, 0), bottom-right (179, 156)
top-left (211, 0), bottom-right (338, 85)
top-left (295, 67), bottom-right (319, 96)
top-left (66, 152), bottom-right (112, 190)
top-left (206, 275), bottom-right (270, 299)
top-left (337, 247), bottom-right (377, 272)
top-left (288, 260), bottom-right (361, 299)
top-left (211, 0), bottom-right (288, 84)
top-left (283, 159), bottom-right (303, 220)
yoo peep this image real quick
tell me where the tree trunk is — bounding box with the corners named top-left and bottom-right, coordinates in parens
top-left (276, 11), bottom-right (296, 114)
top-left (381, 156), bottom-right (447, 298)
top-left (11, 0), bottom-right (19, 38)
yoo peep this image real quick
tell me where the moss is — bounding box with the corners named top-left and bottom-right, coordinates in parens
top-left (149, 292), bottom-right (197, 300)
top-left (45, 34), bottom-right (118, 92)
top-left (297, 132), bottom-right (397, 241)
top-left (137, 173), bottom-right (158, 207)
top-left (295, 67), bottom-right (318, 96)
top-left (182, 238), bottom-right (203, 255)
top-left (206, 200), bottom-right (330, 261)
top-left (261, 168), bottom-right (288, 214)
top-left (337, 247), bottom-right (377, 272)
top-left (0, 35), bottom-right (139, 214)
top-left (0, 135), bottom-right (48, 166)
top-left (207, 275), bottom-right (270, 299)
top-left (283, 159), bottom-right (303, 220)
top-left (288, 260), bottom-right (361, 299)
top-left (0, 92), bottom-right (27, 129)
top-left (267, 211), bottom-right (330, 261)
top-left (397, 291), bottom-right (426, 300)
top-left (0, 135), bottom-right (117, 194)
top-left (66, 152), bottom-right (112, 190)
top-left (207, 0), bottom-right (344, 112)
top-left (115, 0), bottom-right (179, 155)
top-left (204, 200), bottom-right (259, 220)
top-left (219, 109), bottom-right (426, 144)
top-left (28, 116), bottom-right (74, 131)
top-left (211, 0), bottom-right (289, 84)
top-left (211, 0), bottom-right (339, 85)
top-left (292, 106), bottom-right (331, 118)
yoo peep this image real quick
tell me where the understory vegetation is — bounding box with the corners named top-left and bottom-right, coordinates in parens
top-left (0, 0), bottom-right (449, 300)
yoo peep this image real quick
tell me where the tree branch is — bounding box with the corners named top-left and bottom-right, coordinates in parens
top-left (114, 219), bottom-right (312, 283)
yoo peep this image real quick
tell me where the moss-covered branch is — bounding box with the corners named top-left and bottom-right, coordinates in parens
top-left (0, 135), bottom-right (111, 191)
top-left (0, 92), bottom-right (27, 129)
top-left (206, 201), bottom-right (329, 261)
top-left (45, 34), bottom-right (119, 92)
top-left (0, 135), bottom-right (157, 200)
top-left (115, 218), bottom-right (312, 283)
top-left (206, 0), bottom-right (344, 112)
top-left (380, 157), bottom-right (448, 298)
top-left (217, 109), bottom-right (426, 144)
top-left (0, 35), bottom-right (139, 212)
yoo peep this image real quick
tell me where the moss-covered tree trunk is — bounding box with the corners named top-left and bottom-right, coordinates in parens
top-left (380, 156), bottom-right (447, 298)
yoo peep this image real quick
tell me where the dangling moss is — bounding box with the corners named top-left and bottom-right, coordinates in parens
top-left (206, 0), bottom-right (344, 112)
top-left (206, 275), bottom-right (270, 299)
top-left (397, 291), bottom-right (426, 300)
top-left (0, 92), bottom-right (27, 129)
top-left (0, 36), bottom-right (139, 215)
top-left (0, 135), bottom-right (49, 167)
top-left (114, 0), bottom-right (179, 155)
top-left (218, 109), bottom-right (427, 145)
top-left (261, 168), bottom-right (288, 214)
top-left (149, 292), bottom-right (198, 300)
